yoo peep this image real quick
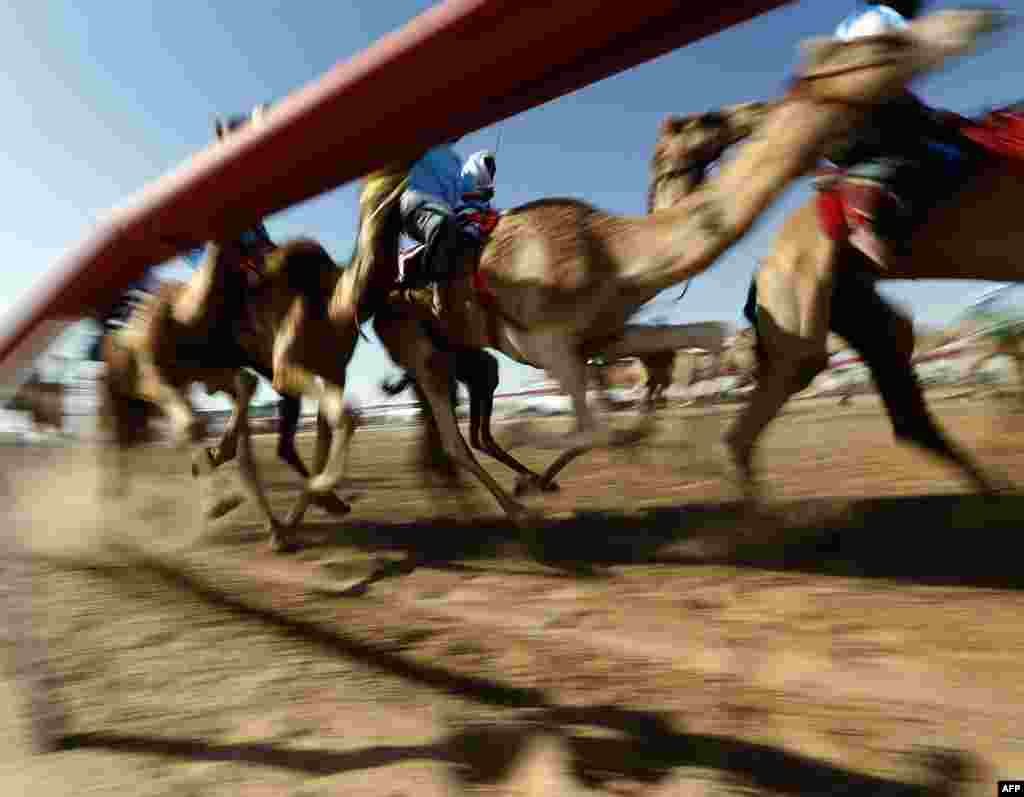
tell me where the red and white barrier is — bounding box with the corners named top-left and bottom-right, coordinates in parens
top-left (0, 0), bottom-right (789, 382)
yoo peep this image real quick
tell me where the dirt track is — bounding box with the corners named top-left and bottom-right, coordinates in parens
top-left (5, 393), bottom-right (1024, 795)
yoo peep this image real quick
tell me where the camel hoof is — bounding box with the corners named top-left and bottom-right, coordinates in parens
top-left (203, 492), bottom-right (246, 520)
top-left (311, 492), bottom-right (351, 516)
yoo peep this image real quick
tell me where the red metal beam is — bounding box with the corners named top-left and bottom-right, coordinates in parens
top-left (0, 0), bottom-right (790, 378)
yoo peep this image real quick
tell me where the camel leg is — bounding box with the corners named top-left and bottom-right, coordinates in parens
top-left (413, 350), bottom-right (534, 524)
top-left (529, 330), bottom-right (658, 454)
top-left (723, 253), bottom-right (835, 500)
top-left (275, 395), bottom-right (311, 479)
top-left (515, 333), bottom-right (645, 487)
top-left (283, 408), bottom-right (354, 529)
top-left (226, 370), bottom-right (298, 551)
top-left (196, 384), bottom-right (307, 479)
top-left (191, 379), bottom-right (244, 478)
top-left (830, 271), bottom-right (1010, 495)
top-left (460, 349), bottom-right (557, 495)
top-left (187, 370), bottom-right (252, 520)
top-left (420, 380), bottom-right (461, 485)
top-left (169, 243), bottom-right (237, 336)
top-left (269, 291), bottom-right (359, 502)
top-left (279, 396), bottom-right (352, 518)
top-left (306, 384), bottom-right (355, 494)
top-left (723, 354), bottom-right (819, 500)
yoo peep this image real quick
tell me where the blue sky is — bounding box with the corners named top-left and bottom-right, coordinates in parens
top-left (3, 0), bottom-right (1024, 404)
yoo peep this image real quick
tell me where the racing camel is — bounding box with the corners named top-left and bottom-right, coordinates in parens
top-left (97, 277), bottom-right (355, 548)
top-left (136, 8), bottom-right (1008, 536)
top-left (289, 10), bottom-right (1005, 521)
top-left (721, 83), bottom-right (1024, 496)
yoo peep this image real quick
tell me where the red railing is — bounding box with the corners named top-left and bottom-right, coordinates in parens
top-left (0, 0), bottom-right (789, 382)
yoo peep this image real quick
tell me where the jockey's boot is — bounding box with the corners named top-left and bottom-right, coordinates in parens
top-left (430, 239), bottom-right (481, 334)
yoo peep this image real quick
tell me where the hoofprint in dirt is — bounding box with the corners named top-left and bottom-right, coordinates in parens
top-left (8, 396), bottom-right (1024, 794)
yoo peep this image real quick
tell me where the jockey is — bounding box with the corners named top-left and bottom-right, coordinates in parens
top-left (84, 105), bottom-right (274, 361)
top-left (823, 1), bottom-right (983, 262)
top-left (400, 142), bottom-right (500, 281)
top-left (398, 139), bottom-right (470, 288)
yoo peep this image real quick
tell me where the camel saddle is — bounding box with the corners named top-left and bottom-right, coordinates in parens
top-left (394, 208), bottom-right (503, 347)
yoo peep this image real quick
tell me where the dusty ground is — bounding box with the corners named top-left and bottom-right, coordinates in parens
top-left (4, 392), bottom-right (1024, 795)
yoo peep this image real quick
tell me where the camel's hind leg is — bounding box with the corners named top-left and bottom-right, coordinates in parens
top-left (414, 350), bottom-right (534, 524)
top-left (456, 348), bottom-right (557, 495)
top-left (227, 370), bottom-right (303, 552)
top-left (191, 379), bottom-right (245, 478)
top-left (282, 408), bottom-right (355, 532)
top-left (187, 370), bottom-right (254, 520)
top-left (723, 260), bottom-right (834, 500)
top-left (375, 314), bottom-right (533, 524)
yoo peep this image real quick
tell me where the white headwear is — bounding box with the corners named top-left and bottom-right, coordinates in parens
top-left (461, 150), bottom-right (497, 196)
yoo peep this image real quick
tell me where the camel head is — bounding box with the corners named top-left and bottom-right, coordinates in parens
top-left (793, 8), bottom-right (1011, 108)
top-left (649, 103), bottom-right (771, 212)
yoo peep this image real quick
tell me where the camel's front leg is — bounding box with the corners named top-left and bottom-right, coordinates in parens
top-left (275, 395), bottom-right (311, 479)
top-left (275, 395), bottom-right (351, 519)
top-left (307, 384), bottom-right (355, 495)
top-left (228, 370), bottom-right (296, 551)
top-left (284, 404), bottom-right (355, 530)
top-left (415, 351), bottom-right (535, 524)
top-left (190, 372), bottom-right (250, 478)
top-left (514, 332), bottom-right (652, 489)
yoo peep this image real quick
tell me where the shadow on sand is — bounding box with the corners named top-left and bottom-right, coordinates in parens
top-left (60, 557), bottom-right (982, 796)
top-left (222, 491), bottom-right (1024, 591)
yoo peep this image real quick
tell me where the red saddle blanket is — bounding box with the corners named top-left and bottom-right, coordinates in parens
top-left (814, 108), bottom-right (1024, 243)
top-left (397, 208), bottom-right (501, 303)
